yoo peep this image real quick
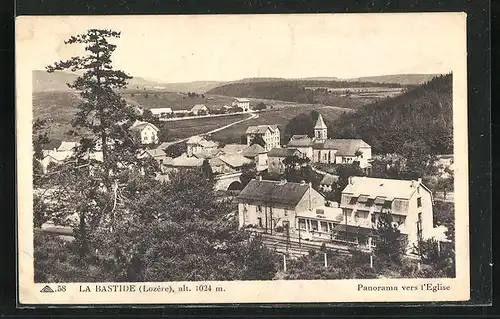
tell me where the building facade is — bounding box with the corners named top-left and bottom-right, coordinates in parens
top-left (339, 176), bottom-right (434, 251)
top-left (237, 178), bottom-right (325, 233)
top-left (267, 147), bottom-right (303, 174)
top-left (245, 125), bottom-right (281, 151)
top-left (232, 98), bottom-right (251, 112)
top-left (186, 135), bottom-right (219, 157)
top-left (128, 121), bottom-right (160, 145)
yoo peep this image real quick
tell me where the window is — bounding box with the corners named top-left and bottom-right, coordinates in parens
top-left (323, 153), bottom-right (328, 161)
top-left (284, 209), bottom-right (288, 216)
top-left (320, 221), bottom-right (328, 232)
top-left (371, 214), bottom-right (376, 224)
top-left (417, 197), bottom-right (422, 208)
top-left (298, 218), bottom-right (306, 229)
top-left (257, 217), bottom-right (262, 228)
top-left (311, 220), bottom-right (318, 231)
top-left (417, 213), bottom-right (423, 240)
top-left (257, 205), bottom-right (262, 213)
top-left (349, 197), bottom-right (358, 205)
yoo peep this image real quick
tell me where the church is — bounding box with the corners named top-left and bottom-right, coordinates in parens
top-left (286, 113), bottom-right (372, 172)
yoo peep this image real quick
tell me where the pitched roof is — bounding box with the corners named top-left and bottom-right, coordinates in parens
top-left (234, 98), bottom-right (250, 102)
top-left (171, 154), bottom-right (204, 167)
top-left (57, 141), bottom-right (79, 152)
top-left (320, 173), bottom-right (339, 185)
top-left (218, 154), bottom-right (252, 168)
top-left (191, 104), bottom-right (207, 111)
top-left (246, 125), bottom-right (280, 134)
top-left (150, 108), bottom-right (173, 114)
top-left (314, 113), bottom-right (327, 129)
top-left (342, 176), bottom-right (429, 200)
top-left (129, 121), bottom-right (159, 132)
top-left (41, 139), bottom-right (62, 150)
top-left (143, 148), bottom-right (167, 158)
top-left (287, 135), bottom-right (314, 147)
top-left (192, 148), bottom-right (220, 159)
top-left (268, 147), bottom-right (300, 157)
top-left (222, 144), bottom-right (247, 155)
top-left (321, 139), bottom-right (370, 156)
top-left (237, 179), bottom-right (310, 207)
top-left (242, 144), bottom-right (267, 157)
top-left (209, 157), bottom-right (226, 167)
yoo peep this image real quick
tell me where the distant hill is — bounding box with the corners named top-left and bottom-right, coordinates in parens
top-left (347, 74), bottom-right (440, 85)
top-left (328, 74), bottom-right (453, 154)
top-left (32, 70), bottom-right (168, 92)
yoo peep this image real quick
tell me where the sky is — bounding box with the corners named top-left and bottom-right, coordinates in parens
top-left (16, 13), bottom-right (466, 83)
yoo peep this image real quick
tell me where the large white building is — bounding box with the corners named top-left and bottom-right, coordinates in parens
top-left (232, 98), bottom-right (251, 112)
top-left (339, 176), bottom-right (435, 251)
top-left (237, 175), bottom-right (437, 253)
top-left (287, 113), bottom-right (372, 171)
top-left (245, 125), bottom-right (281, 151)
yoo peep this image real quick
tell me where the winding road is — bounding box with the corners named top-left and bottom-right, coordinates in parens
top-left (158, 112), bottom-right (258, 148)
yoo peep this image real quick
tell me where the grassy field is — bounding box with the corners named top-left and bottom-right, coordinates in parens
top-left (33, 89), bottom-right (356, 142)
top-left (164, 114), bottom-right (249, 140)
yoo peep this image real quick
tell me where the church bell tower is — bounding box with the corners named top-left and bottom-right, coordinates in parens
top-left (314, 113), bottom-right (328, 140)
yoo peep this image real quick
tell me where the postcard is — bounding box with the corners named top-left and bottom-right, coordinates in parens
top-left (17, 12), bottom-right (469, 305)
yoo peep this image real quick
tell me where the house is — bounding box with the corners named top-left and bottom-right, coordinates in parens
top-left (39, 152), bottom-right (68, 173)
top-left (237, 178), bottom-right (325, 232)
top-left (267, 147), bottom-right (303, 174)
top-left (186, 135), bottom-right (219, 157)
top-left (191, 104), bottom-right (209, 115)
top-left (435, 154), bottom-right (454, 178)
top-left (150, 108), bottom-right (173, 118)
top-left (57, 141), bottom-right (79, 152)
top-left (319, 173), bottom-right (339, 192)
top-left (245, 125), bottom-right (281, 151)
top-left (339, 176), bottom-right (434, 251)
top-left (232, 98), bottom-right (251, 112)
top-left (286, 113), bottom-right (372, 172)
top-left (139, 148), bottom-right (169, 171)
top-left (241, 144), bottom-right (268, 171)
top-left (128, 121), bottom-right (160, 145)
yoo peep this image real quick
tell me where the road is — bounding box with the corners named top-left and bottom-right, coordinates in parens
top-left (158, 112), bottom-right (258, 148)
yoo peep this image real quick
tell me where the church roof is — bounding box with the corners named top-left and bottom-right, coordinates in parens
top-left (314, 113), bottom-right (327, 130)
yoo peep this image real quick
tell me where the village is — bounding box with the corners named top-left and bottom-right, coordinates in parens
top-left (37, 96), bottom-right (454, 263)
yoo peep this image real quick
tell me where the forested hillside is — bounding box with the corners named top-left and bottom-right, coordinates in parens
top-left (329, 74), bottom-right (453, 154)
top-left (284, 74), bottom-right (453, 155)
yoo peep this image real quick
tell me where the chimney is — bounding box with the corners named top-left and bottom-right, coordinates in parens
top-left (348, 176), bottom-right (353, 185)
top-left (257, 175), bottom-right (262, 181)
top-left (418, 178), bottom-right (422, 184)
top-left (300, 180), bottom-right (306, 185)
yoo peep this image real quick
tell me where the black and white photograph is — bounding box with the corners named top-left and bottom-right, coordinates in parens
top-left (17, 13), bottom-right (469, 304)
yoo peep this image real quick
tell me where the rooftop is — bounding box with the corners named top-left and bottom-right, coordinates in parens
top-left (57, 141), bottom-right (79, 152)
top-left (191, 104), bottom-right (207, 111)
top-left (314, 114), bottom-right (327, 130)
top-left (222, 144), bottom-right (247, 155)
top-left (129, 121), bottom-right (159, 132)
top-left (234, 98), bottom-right (250, 102)
top-left (268, 147), bottom-right (301, 157)
top-left (246, 125), bottom-right (280, 135)
top-left (238, 179), bottom-right (312, 207)
top-left (41, 139), bottom-right (62, 150)
top-left (242, 144), bottom-right (267, 157)
top-left (150, 108), bottom-right (173, 114)
top-left (287, 135), bottom-right (314, 147)
top-left (218, 154), bottom-right (252, 168)
top-left (342, 176), bottom-right (428, 200)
